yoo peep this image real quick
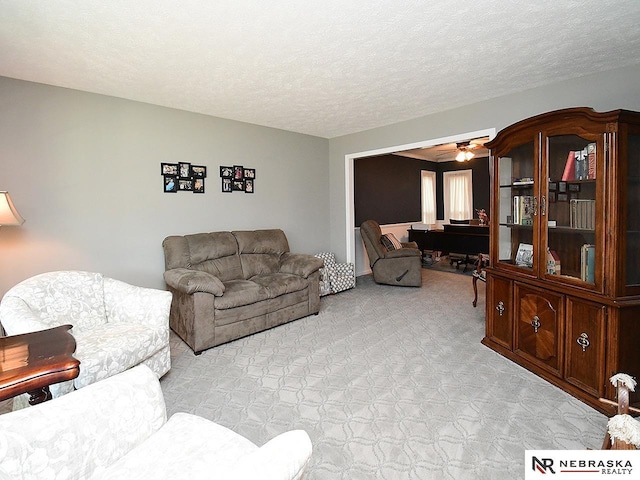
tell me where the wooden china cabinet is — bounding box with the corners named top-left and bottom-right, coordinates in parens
top-left (482, 108), bottom-right (640, 414)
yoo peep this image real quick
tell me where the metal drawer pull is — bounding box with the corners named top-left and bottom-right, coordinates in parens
top-left (496, 301), bottom-right (505, 316)
top-left (531, 316), bottom-right (541, 333)
top-left (577, 333), bottom-right (590, 352)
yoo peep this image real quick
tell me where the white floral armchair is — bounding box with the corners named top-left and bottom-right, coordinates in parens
top-left (0, 365), bottom-right (312, 480)
top-left (0, 271), bottom-right (171, 404)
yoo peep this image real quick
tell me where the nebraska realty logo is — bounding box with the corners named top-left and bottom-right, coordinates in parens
top-left (525, 450), bottom-right (639, 479)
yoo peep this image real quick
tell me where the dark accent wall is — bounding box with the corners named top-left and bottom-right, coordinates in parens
top-left (354, 154), bottom-right (490, 226)
top-left (354, 155), bottom-right (434, 226)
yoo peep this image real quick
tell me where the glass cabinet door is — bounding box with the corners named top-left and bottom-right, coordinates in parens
top-left (626, 132), bottom-right (640, 291)
top-left (544, 134), bottom-right (600, 286)
top-left (496, 141), bottom-right (536, 274)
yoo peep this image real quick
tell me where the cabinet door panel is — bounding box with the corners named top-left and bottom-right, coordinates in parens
top-left (486, 275), bottom-right (513, 349)
top-left (514, 284), bottom-right (564, 376)
top-left (565, 298), bottom-right (606, 397)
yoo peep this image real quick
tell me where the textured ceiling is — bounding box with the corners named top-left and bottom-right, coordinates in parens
top-left (2, 1), bottom-right (640, 138)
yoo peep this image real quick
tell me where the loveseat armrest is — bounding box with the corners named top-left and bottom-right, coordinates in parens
top-left (384, 247), bottom-right (422, 259)
top-left (163, 268), bottom-right (225, 296)
top-left (279, 253), bottom-right (324, 278)
top-left (0, 365), bottom-right (166, 480)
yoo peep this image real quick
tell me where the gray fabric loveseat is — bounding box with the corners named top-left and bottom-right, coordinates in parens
top-left (162, 229), bottom-right (323, 354)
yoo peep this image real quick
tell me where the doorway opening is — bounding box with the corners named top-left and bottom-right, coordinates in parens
top-left (344, 128), bottom-right (495, 275)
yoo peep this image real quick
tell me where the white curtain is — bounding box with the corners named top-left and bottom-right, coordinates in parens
top-left (421, 170), bottom-right (436, 224)
top-left (443, 169), bottom-right (473, 221)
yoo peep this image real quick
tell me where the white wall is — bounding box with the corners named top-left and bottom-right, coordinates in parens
top-left (328, 64), bottom-right (640, 266)
top-left (0, 77), bottom-right (329, 296)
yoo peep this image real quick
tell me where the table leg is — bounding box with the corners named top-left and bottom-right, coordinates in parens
top-left (28, 386), bottom-right (52, 405)
top-left (472, 276), bottom-right (479, 307)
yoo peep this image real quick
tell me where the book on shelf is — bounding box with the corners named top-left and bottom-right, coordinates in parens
top-left (575, 149), bottom-right (587, 180)
top-left (512, 195), bottom-right (534, 226)
top-left (561, 151), bottom-right (575, 181)
top-left (570, 199), bottom-right (596, 229)
top-left (546, 248), bottom-right (561, 275)
top-left (561, 144), bottom-right (597, 181)
top-left (580, 244), bottom-right (595, 283)
top-left (520, 195), bottom-right (534, 225)
top-left (587, 142), bottom-right (596, 179)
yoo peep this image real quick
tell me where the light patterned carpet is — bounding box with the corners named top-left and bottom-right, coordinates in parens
top-left (160, 269), bottom-right (607, 480)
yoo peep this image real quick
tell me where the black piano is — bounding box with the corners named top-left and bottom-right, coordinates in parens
top-left (408, 224), bottom-right (489, 270)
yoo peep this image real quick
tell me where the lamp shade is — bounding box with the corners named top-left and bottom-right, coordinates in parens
top-left (0, 191), bottom-right (25, 226)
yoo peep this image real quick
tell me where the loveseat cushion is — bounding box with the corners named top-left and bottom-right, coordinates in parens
top-left (234, 229), bottom-right (290, 279)
top-left (214, 280), bottom-right (270, 310)
top-left (163, 232), bottom-right (243, 282)
top-left (251, 273), bottom-right (309, 298)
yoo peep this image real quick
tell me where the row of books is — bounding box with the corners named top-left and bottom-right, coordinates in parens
top-left (570, 199), bottom-right (596, 230)
top-left (580, 244), bottom-right (595, 283)
top-left (562, 143), bottom-right (596, 181)
top-left (512, 195), bottom-right (534, 225)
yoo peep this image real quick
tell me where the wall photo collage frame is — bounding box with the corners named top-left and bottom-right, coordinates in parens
top-left (220, 165), bottom-right (255, 193)
top-left (161, 162), bottom-right (207, 193)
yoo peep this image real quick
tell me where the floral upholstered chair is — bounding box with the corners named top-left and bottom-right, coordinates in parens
top-left (0, 271), bottom-right (171, 406)
top-left (0, 365), bottom-right (312, 480)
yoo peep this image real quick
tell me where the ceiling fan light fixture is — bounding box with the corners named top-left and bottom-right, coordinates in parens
top-left (455, 143), bottom-right (475, 162)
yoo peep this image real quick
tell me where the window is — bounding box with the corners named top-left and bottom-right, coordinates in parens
top-left (421, 170), bottom-right (436, 224)
top-left (443, 169), bottom-right (473, 221)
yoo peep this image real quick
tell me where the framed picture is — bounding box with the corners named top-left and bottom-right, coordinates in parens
top-left (245, 178), bottom-right (254, 193)
top-left (221, 178), bottom-right (232, 192)
top-left (192, 165), bottom-right (207, 178)
top-left (178, 179), bottom-right (193, 191)
top-left (568, 183), bottom-right (580, 192)
top-left (161, 162), bottom-right (179, 176)
top-left (163, 175), bottom-right (178, 193)
top-left (220, 166), bottom-right (233, 178)
top-left (243, 168), bottom-right (256, 179)
top-left (179, 162), bottom-right (192, 179)
top-left (557, 193), bottom-right (569, 202)
top-left (193, 178), bottom-right (205, 193)
top-left (515, 243), bottom-right (534, 267)
top-left (548, 191), bottom-right (557, 203)
top-left (233, 165), bottom-right (244, 180)
top-left (233, 179), bottom-right (245, 191)
top-left (558, 181), bottom-right (567, 193)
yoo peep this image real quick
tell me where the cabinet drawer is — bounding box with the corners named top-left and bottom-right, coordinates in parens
top-left (565, 298), bottom-right (606, 397)
top-left (486, 275), bottom-right (513, 349)
top-left (514, 284), bottom-right (564, 377)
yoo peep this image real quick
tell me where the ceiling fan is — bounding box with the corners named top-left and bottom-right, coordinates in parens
top-left (455, 141), bottom-right (479, 162)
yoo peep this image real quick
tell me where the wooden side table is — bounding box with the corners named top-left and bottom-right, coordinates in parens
top-left (0, 324), bottom-right (80, 405)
